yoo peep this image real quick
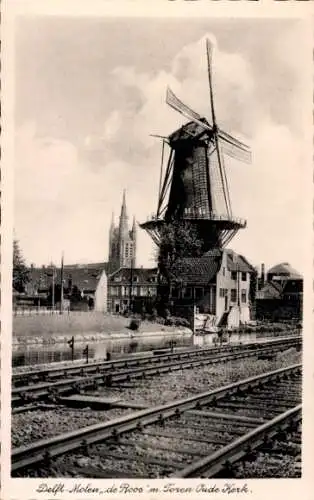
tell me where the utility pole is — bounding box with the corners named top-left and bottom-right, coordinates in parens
top-left (52, 266), bottom-right (55, 312)
top-left (129, 259), bottom-right (133, 314)
top-left (60, 252), bottom-right (64, 315)
top-left (237, 260), bottom-right (241, 308)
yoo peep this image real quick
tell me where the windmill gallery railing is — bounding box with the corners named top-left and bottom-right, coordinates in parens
top-left (146, 211), bottom-right (247, 227)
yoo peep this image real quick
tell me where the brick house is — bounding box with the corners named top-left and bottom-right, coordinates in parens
top-left (107, 267), bottom-right (158, 314)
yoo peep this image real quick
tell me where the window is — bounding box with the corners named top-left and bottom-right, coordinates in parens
top-left (231, 271), bottom-right (237, 281)
top-left (133, 276), bottom-right (138, 283)
top-left (241, 290), bottom-right (247, 303)
top-left (219, 288), bottom-right (224, 298)
top-left (231, 289), bottom-right (237, 303)
top-left (114, 276), bottom-right (121, 282)
top-left (195, 287), bottom-right (203, 299)
top-left (222, 267), bottom-right (226, 276)
top-left (241, 272), bottom-right (247, 281)
top-left (184, 287), bottom-right (192, 298)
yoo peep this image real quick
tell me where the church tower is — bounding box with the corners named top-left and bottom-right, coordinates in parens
top-left (108, 191), bottom-right (137, 273)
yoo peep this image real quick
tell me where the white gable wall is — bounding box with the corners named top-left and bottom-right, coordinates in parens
top-left (94, 270), bottom-right (108, 312)
top-left (215, 250), bottom-right (251, 327)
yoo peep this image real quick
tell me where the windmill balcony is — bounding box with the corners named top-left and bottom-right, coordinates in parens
top-left (144, 211), bottom-right (246, 227)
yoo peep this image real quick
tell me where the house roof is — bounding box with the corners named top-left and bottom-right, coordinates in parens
top-left (225, 249), bottom-right (255, 273)
top-left (109, 267), bottom-right (158, 285)
top-left (267, 262), bottom-right (302, 280)
top-left (26, 263), bottom-right (108, 293)
top-left (170, 255), bottom-right (221, 286)
top-left (256, 281), bottom-right (282, 300)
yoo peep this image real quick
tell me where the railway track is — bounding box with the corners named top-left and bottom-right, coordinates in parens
top-left (13, 335), bottom-right (300, 387)
top-left (12, 363), bottom-right (302, 477)
top-left (12, 336), bottom-right (301, 409)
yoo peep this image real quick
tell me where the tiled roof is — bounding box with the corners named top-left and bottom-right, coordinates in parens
top-left (225, 249), bottom-right (255, 273)
top-left (26, 263), bottom-right (107, 293)
top-left (109, 267), bottom-right (158, 285)
top-left (170, 255), bottom-right (221, 285)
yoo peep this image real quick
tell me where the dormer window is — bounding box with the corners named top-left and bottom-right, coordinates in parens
top-left (133, 276), bottom-right (138, 283)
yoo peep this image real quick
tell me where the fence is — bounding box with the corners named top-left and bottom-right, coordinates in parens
top-left (13, 306), bottom-right (70, 316)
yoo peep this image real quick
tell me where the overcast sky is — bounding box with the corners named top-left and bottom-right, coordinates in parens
top-left (14, 17), bottom-right (309, 273)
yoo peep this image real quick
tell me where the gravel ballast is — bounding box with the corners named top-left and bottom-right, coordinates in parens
top-left (12, 348), bottom-right (301, 450)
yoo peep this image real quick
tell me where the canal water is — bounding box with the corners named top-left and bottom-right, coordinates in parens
top-left (12, 331), bottom-right (192, 367)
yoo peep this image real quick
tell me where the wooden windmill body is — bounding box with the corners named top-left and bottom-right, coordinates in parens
top-left (140, 40), bottom-right (251, 252)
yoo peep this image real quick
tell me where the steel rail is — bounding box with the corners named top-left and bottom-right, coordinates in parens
top-left (12, 344), bottom-right (245, 386)
top-left (13, 335), bottom-right (301, 387)
top-left (12, 338), bottom-right (301, 408)
top-left (11, 363), bottom-right (301, 473)
top-left (175, 404), bottom-right (302, 478)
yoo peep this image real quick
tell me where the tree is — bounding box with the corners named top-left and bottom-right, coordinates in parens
top-left (158, 220), bottom-right (203, 282)
top-left (249, 267), bottom-right (258, 308)
top-left (157, 220), bottom-right (203, 307)
top-left (13, 239), bottom-right (30, 293)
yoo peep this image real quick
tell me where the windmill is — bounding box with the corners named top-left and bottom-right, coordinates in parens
top-left (140, 39), bottom-right (251, 252)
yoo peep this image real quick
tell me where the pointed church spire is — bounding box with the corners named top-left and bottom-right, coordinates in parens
top-left (121, 189), bottom-right (127, 218)
top-left (119, 189), bottom-right (129, 237)
top-left (132, 215), bottom-right (136, 233)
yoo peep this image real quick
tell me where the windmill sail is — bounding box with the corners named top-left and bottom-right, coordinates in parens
top-left (141, 38), bottom-right (250, 251)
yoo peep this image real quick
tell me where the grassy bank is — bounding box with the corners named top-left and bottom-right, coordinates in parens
top-left (13, 312), bottom-right (187, 338)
